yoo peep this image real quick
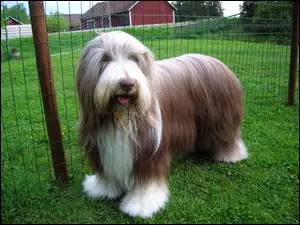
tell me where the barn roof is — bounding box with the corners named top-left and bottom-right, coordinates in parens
top-left (82, 1), bottom-right (177, 20)
top-left (82, 1), bottom-right (137, 20)
top-left (5, 16), bottom-right (23, 25)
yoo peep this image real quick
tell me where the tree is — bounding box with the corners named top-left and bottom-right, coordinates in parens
top-left (239, 1), bottom-right (256, 22)
top-left (239, 1), bottom-right (292, 23)
top-left (1, 2), bottom-right (30, 26)
top-left (254, 1), bottom-right (292, 24)
top-left (206, 1), bottom-right (224, 17)
top-left (239, 1), bottom-right (292, 34)
top-left (173, 1), bottom-right (224, 22)
top-left (1, 4), bottom-right (9, 61)
top-left (7, 3), bottom-right (30, 23)
top-left (46, 11), bottom-right (68, 33)
top-left (1, 5), bottom-right (8, 27)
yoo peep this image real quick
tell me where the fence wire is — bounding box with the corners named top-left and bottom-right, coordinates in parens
top-left (1, 1), bottom-right (299, 199)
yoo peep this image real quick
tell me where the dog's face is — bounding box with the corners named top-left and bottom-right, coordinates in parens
top-left (76, 31), bottom-right (155, 119)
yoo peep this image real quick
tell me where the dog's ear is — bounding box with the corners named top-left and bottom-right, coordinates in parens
top-left (141, 51), bottom-right (156, 77)
top-left (144, 47), bottom-right (156, 60)
top-left (142, 50), bottom-right (155, 66)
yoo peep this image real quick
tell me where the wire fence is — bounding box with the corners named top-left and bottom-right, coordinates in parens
top-left (1, 1), bottom-right (299, 198)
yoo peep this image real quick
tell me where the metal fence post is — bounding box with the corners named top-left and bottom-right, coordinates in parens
top-left (288, 1), bottom-right (299, 106)
top-left (28, 1), bottom-right (69, 185)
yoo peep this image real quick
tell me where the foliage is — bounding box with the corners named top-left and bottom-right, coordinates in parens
top-left (46, 11), bottom-right (68, 33)
top-left (1, 5), bottom-right (8, 28)
top-left (1, 2), bottom-right (30, 27)
top-left (239, 1), bottom-right (256, 21)
top-left (173, 1), bottom-right (224, 22)
top-left (239, 1), bottom-right (292, 33)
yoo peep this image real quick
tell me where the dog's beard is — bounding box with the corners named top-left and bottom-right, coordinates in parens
top-left (109, 95), bottom-right (139, 130)
top-left (98, 94), bottom-right (141, 147)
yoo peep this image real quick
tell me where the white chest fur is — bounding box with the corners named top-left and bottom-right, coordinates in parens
top-left (96, 122), bottom-right (134, 190)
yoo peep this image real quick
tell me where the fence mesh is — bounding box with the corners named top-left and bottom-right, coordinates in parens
top-left (1, 0), bottom-right (299, 203)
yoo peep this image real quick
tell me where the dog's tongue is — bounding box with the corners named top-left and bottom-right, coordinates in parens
top-left (117, 96), bottom-right (130, 105)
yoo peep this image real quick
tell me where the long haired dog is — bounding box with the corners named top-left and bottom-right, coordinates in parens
top-left (76, 31), bottom-right (248, 218)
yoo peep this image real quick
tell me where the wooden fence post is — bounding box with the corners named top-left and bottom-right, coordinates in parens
top-left (288, 1), bottom-right (299, 106)
top-left (28, 1), bottom-right (69, 185)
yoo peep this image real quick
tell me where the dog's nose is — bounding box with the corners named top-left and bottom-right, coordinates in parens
top-left (120, 78), bottom-right (135, 91)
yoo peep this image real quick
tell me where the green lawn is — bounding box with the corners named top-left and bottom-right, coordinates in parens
top-left (1, 29), bottom-right (299, 224)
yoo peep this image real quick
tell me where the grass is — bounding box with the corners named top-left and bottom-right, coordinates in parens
top-left (1, 17), bottom-right (291, 61)
top-left (1, 27), bottom-right (299, 224)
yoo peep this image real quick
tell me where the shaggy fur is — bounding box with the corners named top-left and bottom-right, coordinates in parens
top-left (76, 30), bottom-right (248, 218)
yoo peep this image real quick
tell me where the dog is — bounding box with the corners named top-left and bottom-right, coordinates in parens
top-left (75, 30), bottom-right (248, 219)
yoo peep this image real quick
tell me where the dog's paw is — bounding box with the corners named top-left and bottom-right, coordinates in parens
top-left (215, 139), bottom-right (248, 163)
top-left (82, 174), bottom-right (123, 199)
top-left (120, 182), bottom-right (169, 218)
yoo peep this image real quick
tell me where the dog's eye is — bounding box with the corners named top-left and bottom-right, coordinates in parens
top-left (102, 54), bottom-right (111, 62)
top-left (130, 55), bottom-right (139, 64)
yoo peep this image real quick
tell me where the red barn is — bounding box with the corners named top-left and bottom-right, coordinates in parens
top-left (5, 16), bottom-right (23, 26)
top-left (81, 1), bottom-right (176, 29)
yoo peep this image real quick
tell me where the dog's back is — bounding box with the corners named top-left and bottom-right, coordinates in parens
top-left (153, 54), bottom-right (244, 155)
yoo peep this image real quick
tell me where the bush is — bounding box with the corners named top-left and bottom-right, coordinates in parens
top-left (46, 11), bottom-right (68, 33)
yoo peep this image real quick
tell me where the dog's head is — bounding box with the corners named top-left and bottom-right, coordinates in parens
top-left (76, 31), bottom-right (155, 120)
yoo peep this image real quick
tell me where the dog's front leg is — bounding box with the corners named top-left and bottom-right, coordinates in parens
top-left (82, 174), bottom-right (123, 199)
top-left (119, 123), bottom-right (171, 219)
top-left (120, 180), bottom-right (169, 218)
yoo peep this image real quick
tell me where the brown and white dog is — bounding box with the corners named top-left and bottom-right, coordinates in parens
top-left (76, 30), bottom-right (248, 218)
